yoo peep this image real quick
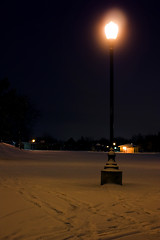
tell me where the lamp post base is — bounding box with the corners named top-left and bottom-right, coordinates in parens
top-left (101, 148), bottom-right (122, 185)
top-left (101, 169), bottom-right (122, 185)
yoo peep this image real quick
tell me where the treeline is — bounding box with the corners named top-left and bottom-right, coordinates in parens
top-left (131, 133), bottom-right (160, 152)
top-left (31, 133), bottom-right (160, 152)
top-left (29, 133), bottom-right (160, 152)
top-left (32, 136), bottom-right (101, 151)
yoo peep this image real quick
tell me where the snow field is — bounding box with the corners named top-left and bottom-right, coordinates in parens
top-left (0, 143), bottom-right (160, 240)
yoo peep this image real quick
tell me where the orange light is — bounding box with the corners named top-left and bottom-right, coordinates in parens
top-left (105, 21), bottom-right (119, 39)
top-left (32, 139), bottom-right (36, 143)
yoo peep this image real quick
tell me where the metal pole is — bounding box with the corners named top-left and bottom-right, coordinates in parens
top-left (109, 42), bottom-right (114, 149)
top-left (101, 25), bottom-right (122, 185)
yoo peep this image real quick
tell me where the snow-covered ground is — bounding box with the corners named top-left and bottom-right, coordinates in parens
top-left (0, 142), bottom-right (160, 240)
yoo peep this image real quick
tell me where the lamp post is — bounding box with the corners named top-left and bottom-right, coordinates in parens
top-left (101, 21), bottom-right (122, 185)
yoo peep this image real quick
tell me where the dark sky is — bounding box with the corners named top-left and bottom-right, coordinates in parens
top-left (0, 0), bottom-right (160, 140)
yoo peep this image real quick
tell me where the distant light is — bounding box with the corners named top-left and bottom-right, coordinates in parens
top-left (114, 147), bottom-right (117, 149)
top-left (105, 21), bottom-right (119, 39)
top-left (107, 145), bottom-right (109, 148)
top-left (123, 146), bottom-right (126, 151)
top-left (113, 142), bottom-right (116, 146)
top-left (32, 139), bottom-right (36, 143)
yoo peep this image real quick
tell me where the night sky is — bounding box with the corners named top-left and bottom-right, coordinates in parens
top-left (0, 0), bottom-right (160, 140)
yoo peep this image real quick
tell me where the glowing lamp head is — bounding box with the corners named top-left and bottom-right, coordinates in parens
top-left (32, 139), bottom-right (36, 143)
top-left (105, 21), bottom-right (119, 39)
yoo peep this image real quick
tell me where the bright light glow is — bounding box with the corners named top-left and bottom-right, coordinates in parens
top-left (113, 142), bottom-right (116, 146)
top-left (123, 146), bottom-right (127, 151)
top-left (32, 139), bottom-right (36, 143)
top-left (105, 21), bottom-right (119, 39)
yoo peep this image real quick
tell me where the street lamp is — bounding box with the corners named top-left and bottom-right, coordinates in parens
top-left (105, 21), bottom-right (119, 39)
top-left (101, 21), bottom-right (122, 185)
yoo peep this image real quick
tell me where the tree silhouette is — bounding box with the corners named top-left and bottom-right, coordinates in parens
top-left (0, 78), bottom-right (39, 142)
